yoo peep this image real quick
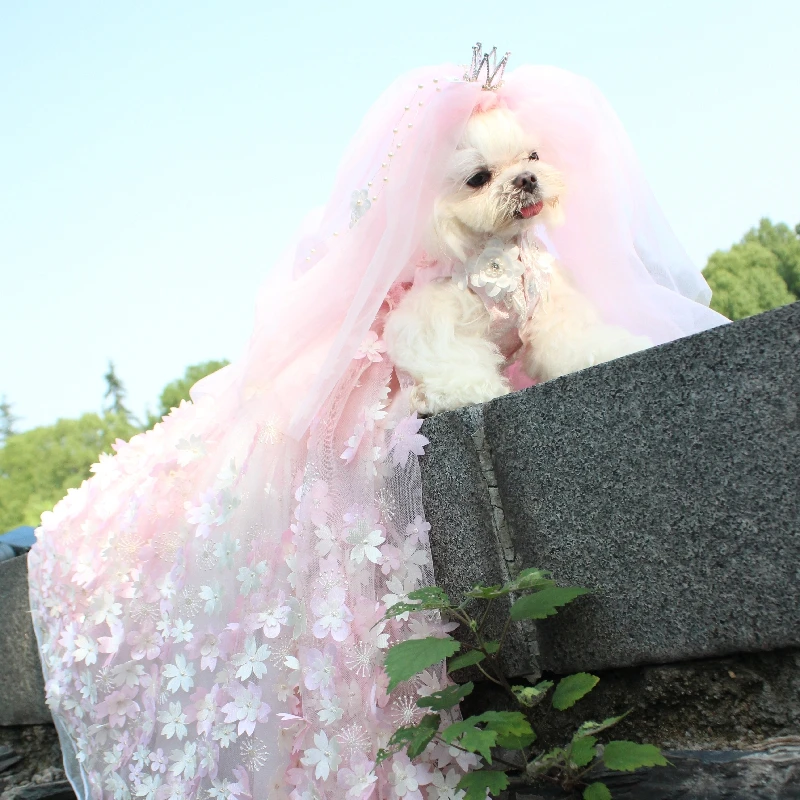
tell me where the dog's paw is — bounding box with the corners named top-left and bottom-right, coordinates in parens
top-left (410, 380), bottom-right (510, 416)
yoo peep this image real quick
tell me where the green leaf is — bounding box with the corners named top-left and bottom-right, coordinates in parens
top-left (475, 710), bottom-right (532, 737)
top-left (510, 586), bottom-right (590, 621)
top-left (484, 640), bottom-right (500, 654)
top-left (442, 712), bottom-right (534, 756)
top-left (569, 735), bottom-right (598, 767)
top-left (603, 741), bottom-right (668, 772)
top-left (386, 713), bottom-right (441, 759)
top-left (479, 709), bottom-right (535, 749)
top-left (513, 567), bottom-right (558, 592)
top-left (459, 727), bottom-right (497, 762)
top-left (574, 712), bottom-right (629, 739)
top-left (375, 748), bottom-right (391, 765)
top-left (457, 770), bottom-right (509, 800)
top-left (382, 601), bottom-right (427, 620)
top-left (533, 745), bottom-right (566, 771)
top-left (552, 673), bottom-right (599, 710)
top-left (441, 717), bottom-right (499, 761)
top-left (495, 729), bottom-right (537, 750)
top-left (407, 586), bottom-right (451, 606)
top-left (447, 649), bottom-right (485, 673)
top-left (512, 680), bottom-right (554, 707)
top-left (464, 583), bottom-right (504, 599)
top-left (417, 682), bottom-right (474, 711)
top-left (382, 587), bottom-right (453, 622)
top-left (583, 782), bottom-right (612, 800)
top-left (385, 637), bottom-right (460, 691)
top-left (465, 569), bottom-right (556, 600)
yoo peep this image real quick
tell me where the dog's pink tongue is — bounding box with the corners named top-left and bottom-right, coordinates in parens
top-left (521, 201), bottom-right (545, 219)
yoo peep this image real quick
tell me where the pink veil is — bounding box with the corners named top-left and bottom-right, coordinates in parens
top-left (27, 61), bottom-right (725, 800)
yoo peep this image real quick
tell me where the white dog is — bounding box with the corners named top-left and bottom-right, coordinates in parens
top-left (383, 107), bottom-right (650, 415)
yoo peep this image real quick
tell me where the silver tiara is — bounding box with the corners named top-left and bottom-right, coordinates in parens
top-left (464, 42), bottom-right (510, 90)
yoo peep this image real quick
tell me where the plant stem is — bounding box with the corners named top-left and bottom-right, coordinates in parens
top-left (476, 664), bottom-right (505, 687)
top-left (446, 608), bottom-right (475, 630)
top-left (477, 598), bottom-right (494, 636)
top-left (497, 614), bottom-right (513, 652)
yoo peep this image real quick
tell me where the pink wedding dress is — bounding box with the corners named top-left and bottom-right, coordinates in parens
top-left (27, 57), bottom-right (726, 800)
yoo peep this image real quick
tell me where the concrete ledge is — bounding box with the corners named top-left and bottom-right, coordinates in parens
top-left (420, 406), bottom-right (538, 678)
top-left (0, 556), bottom-right (51, 726)
top-left (422, 302), bottom-right (800, 675)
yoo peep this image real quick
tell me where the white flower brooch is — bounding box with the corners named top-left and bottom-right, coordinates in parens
top-left (459, 238), bottom-right (523, 299)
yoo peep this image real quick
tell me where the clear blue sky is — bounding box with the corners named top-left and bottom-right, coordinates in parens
top-left (2, 0), bottom-right (798, 430)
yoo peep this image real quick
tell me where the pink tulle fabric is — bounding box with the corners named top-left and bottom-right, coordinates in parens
top-left (27, 61), bottom-right (726, 800)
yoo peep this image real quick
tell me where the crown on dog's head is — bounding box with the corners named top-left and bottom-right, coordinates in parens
top-left (463, 42), bottom-right (511, 90)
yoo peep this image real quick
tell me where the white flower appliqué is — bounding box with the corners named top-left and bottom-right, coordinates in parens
top-left (350, 189), bottom-right (372, 227)
top-left (462, 238), bottom-right (523, 299)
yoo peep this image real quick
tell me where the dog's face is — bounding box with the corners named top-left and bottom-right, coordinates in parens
top-left (433, 107), bottom-right (565, 260)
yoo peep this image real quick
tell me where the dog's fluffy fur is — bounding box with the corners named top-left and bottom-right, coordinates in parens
top-left (384, 107), bottom-right (650, 415)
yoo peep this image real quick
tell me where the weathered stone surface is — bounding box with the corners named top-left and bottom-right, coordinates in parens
top-left (504, 743), bottom-right (800, 799)
top-left (0, 727), bottom-right (64, 800)
top-left (420, 407), bottom-right (537, 678)
top-left (424, 303), bottom-right (800, 676)
top-left (464, 649), bottom-right (800, 753)
top-left (0, 557), bottom-right (51, 726)
top-left (4, 782), bottom-right (75, 800)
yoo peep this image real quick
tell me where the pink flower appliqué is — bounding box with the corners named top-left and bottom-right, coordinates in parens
top-left (311, 587), bottom-right (353, 642)
top-left (302, 644), bottom-right (337, 698)
top-left (295, 480), bottom-right (333, 527)
top-left (95, 686), bottom-right (139, 727)
top-left (354, 331), bottom-right (387, 363)
top-left (405, 516), bottom-right (431, 546)
top-left (389, 415), bottom-right (429, 466)
top-left (388, 752), bottom-right (432, 800)
top-left (340, 424), bottom-right (366, 464)
top-left (337, 752), bottom-right (378, 800)
top-left (221, 681), bottom-right (271, 736)
top-left (301, 730), bottom-right (342, 781)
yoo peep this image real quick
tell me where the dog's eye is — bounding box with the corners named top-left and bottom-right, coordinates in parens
top-left (466, 171), bottom-right (492, 188)
top-left (528, 151), bottom-right (539, 161)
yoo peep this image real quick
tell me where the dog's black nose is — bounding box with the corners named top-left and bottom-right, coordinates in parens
top-left (513, 171), bottom-right (538, 193)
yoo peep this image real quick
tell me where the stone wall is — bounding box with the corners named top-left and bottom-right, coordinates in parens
top-left (418, 303), bottom-right (800, 797)
top-left (420, 302), bottom-right (800, 678)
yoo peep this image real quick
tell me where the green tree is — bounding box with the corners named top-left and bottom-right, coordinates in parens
top-left (153, 360), bottom-right (229, 422)
top-left (103, 361), bottom-right (132, 419)
top-left (704, 218), bottom-right (798, 320)
top-left (0, 359), bottom-right (228, 532)
top-left (0, 396), bottom-right (18, 445)
top-left (742, 219), bottom-right (800, 296)
top-left (0, 412), bottom-right (140, 532)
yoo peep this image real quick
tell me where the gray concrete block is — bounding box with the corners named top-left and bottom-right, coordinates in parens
top-left (0, 556), bottom-right (52, 725)
top-left (482, 302), bottom-right (800, 673)
top-left (420, 407), bottom-right (538, 678)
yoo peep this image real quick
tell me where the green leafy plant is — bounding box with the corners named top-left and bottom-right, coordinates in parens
top-left (378, 569), bottom-right (668, 799)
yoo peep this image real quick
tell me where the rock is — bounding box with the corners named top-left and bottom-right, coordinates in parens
top-left (0, 557), bottom-right (51, 725)
top-left (0, 727), bottom-right (64, 800)
top-left (0, 749), bottom-right (22, 775)
top-left (506, 743), bottom-right (800, 799)
top-left (462, 649), bottom-right (800, 752)
top-left (422, 302), bottom-right (800, 676)
top-left (3, 782), bottom-right (75, 800)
